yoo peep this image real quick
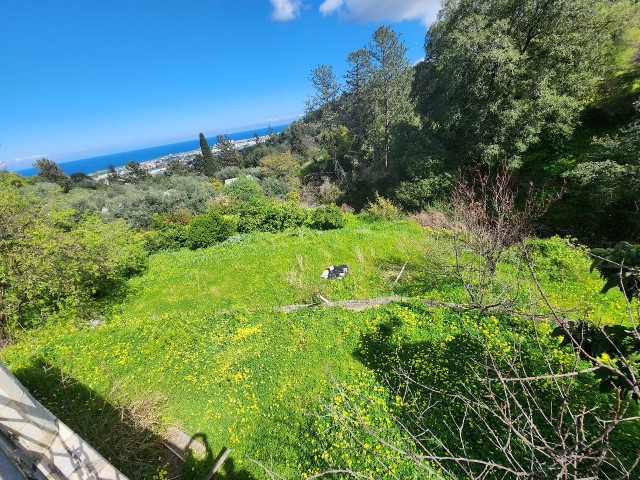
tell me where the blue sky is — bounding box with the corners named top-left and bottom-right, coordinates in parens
top-left (1, 0), bottom-right (440, 169)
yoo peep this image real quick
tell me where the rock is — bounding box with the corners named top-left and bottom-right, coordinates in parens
top-left (321, 264), bottom-right (350, 280)
top-left (87, 316), bottom-right (105, 328)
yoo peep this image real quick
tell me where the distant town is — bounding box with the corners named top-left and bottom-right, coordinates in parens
top-left (90, 135), bottom-right (265, 181)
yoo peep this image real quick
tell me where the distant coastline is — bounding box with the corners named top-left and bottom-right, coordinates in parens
top-left (14, 124), bottom-right (288, 177)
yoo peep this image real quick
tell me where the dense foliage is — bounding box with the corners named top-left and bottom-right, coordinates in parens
top-left (3, 1), bottom-right (640, 478)
top-left (0, 172), bottom-right (146, 337)
top-left (1, 223), bottom-right (637, 479)
top-left (185, 211), bottom-right (236, 249)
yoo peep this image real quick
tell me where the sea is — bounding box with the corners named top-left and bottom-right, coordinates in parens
top-left (14, 124), bottom-right (288, 176)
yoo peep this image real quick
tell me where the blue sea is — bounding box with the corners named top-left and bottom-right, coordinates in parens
top-left (15, 124), bottom-right (288, 176)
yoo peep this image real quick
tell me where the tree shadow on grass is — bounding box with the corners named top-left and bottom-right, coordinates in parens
top-left (350, 309), bottom-right (638, 478)
top-left (373, 256), bottom-right (462, 298)
top-left (351, 315), bottom-right (498, 470)
top-left (12, 358), bottom-right (170, 479)
top-left (183, 439), bottom-right (257, 480)
top-left (13, 359), bottom-right (259, 479)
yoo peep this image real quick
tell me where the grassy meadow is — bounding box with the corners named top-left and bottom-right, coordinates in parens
top-left (1, 219), bottom-right (636, 479)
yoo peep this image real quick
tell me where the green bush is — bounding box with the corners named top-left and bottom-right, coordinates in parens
top-left (62, 175), bottom-right (217, 228)
top-left (1, 178), bottom-right (147, 328)
top-left (394, 176), bottom-right (452, 211)
top-left (186, 211), bottom-right (236, 249)
top-left (278, 202), bottom-right (309, 230)
top-left (214, 166), bottom-right (243, 181)
top-left (364, 193), bottom-right (402, 221)
top-left (234, 199), bottom-right (308, 233)
top-left (262, 177), bottom-right (290, 198)
top-left (221, 175), bottom-right (263, 202)
top-left (306, 205), bottom-right (345, 230)
top-left (144, 214), bottom-right (190, 253)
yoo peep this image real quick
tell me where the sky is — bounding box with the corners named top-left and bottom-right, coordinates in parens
top-left (0, 0), bottom-right (440, 170)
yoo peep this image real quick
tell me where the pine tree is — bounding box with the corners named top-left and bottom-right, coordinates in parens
top-left (107, 164), bottom-right (120, 184)
top-left (33, 158), bottom-right (73, 192)
top-left (123, 161), bottom-right (151, 183)
top-left (216, 134), bottom-right (244, 168)
top-left (344, 48), bottom-right (374, 150)
top-left (307, 64), bottom-right (343, 181)
top-left (368, 26), bottom-right (412, 169)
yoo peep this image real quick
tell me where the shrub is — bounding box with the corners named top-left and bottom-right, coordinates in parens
top-left (278, 202), bottom-right (309, 230)
top-left (234, 199), bottom-right (308, 233)
top-left (259, 152), bottom-right (300, 178)
top-left (1, 180), bottom-right (147, 331)
top-left (186, 211), bottom-right (236, 250)
top-left (63, 176), bottom-right (217, 228)
top-left (409, 209), bottom-right (454, 230)
top-left (262, 177), bottom-right (290, 198)
top-left (307, 205), bottom-right (345, 230)
top-left (214, 166), bottom-right (243, 181)
top-left (319, 177), bottom-right (343, 205)
top-left (394, 176), bottom-right (452, 211)
top-left (144, 213), bottom-right (191, 253)
top-left (221, 175), bottom-right (263, 202)
top-left (365, 193), bottom-right (402, 221)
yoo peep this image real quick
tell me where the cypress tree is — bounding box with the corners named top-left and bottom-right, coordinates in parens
top-left (199, 133), bottom-right (220, 176)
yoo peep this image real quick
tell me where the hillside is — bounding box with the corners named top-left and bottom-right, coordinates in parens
top-left (1, 219), bottom-right (636, 479)
top-left (2, 2), bottom-right (640, 479)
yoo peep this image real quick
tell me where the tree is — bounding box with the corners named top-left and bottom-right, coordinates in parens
top-left (344, 48), bottom-right (374, 150)
top-left (216, 134), bottom-right (244, 168)
top-left (70, 172), bottom-right (96, 189)
top-left (122, 161), bottom-right (151, 183)
top-left (368, 26), bottom-right (413, 169)
top-left (288, 122), bottom-right (308, 158)
top-left (34, 158), bottom-right (72, 192)
top-left (307, 64), bottom-right (343, 181)
top-left (259, 152), bottom-right (299, 179)
top-left (164, 159), bottom-right (189, 177)
top-left (414, 0), bottom-right (633, 168)
top-left (107, 164), bottom-right (120, 184)
top-left (199, 133), bottom-right (221, 176)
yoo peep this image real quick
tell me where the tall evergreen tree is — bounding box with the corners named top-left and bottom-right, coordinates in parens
top-left (307, 64), bottom-right (343, 181)
top-left (122, 161), bottom-right (151, 183)
top-left (106, 164), bottom-right (120, 184)
top-left (368, 26), bottom-right (412, 169)
top-left (216, 134), bottom-right (244, 168)
top-left (199, 133), bottom-right (221, 176)
top-left (344, 48), bottom-right (374, 152)
top-left (288, 122), bottom-right (308, 157)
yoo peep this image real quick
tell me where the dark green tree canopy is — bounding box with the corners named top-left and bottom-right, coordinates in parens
top-left (216, 134), bottom-right (244, 168)
top-left (414, 0), bottom-right (632, 167)
top-left (123, 161), bottom-right (151, 183)
top-left (199, 132), bottom-right (221, 176)
top-left (34, 158), bottom-right (72, 192)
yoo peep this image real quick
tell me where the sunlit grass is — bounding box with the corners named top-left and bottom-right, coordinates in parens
top-left (1, 219), bottom-right (635, 478)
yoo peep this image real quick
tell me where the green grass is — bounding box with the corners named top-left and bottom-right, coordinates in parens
top-left (1, 219), bottom-right (637, 478)
top-left (120, 218), bottom-right (426, 318)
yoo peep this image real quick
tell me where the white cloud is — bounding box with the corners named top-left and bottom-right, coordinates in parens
top-left (270, 0), bottom-right (303, 21)
top-left (319, 0), bottom-right (441, 26)
top-left (319, 0), bottom-right (344, 15)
